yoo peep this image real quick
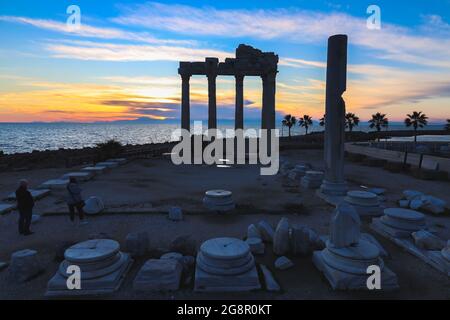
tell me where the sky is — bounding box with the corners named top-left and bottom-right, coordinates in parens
top-left (0, 0), bottom-right (450, 123)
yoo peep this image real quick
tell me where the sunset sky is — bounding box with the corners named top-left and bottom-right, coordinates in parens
top-left (1, 0), bottom-right (450, 123)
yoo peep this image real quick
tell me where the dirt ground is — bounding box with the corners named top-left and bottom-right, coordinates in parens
top-left (0, 149), bottom-right (449, 300)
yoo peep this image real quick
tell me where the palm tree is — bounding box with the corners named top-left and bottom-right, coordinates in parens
top-left (369, 113), bottom-right (389, 141)
top-left (319, 114), bottom-right (326, 127)
top-left (299, 115), bottom-right (313, 135)
top-left (282, 114), bottom-right (297, 138)
top-left (405, 111), bottom-right (428, 144)
top-left (444, 119), bottom-right (450, 131)
top-left (345, 113), bottom-right (360, 132)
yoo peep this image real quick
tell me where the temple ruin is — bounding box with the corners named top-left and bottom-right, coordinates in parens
top-left (178, 44), bottom-right (279, 131)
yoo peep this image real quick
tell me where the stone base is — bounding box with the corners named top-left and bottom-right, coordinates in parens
top-left (194, 263), bottom-right (260, 292)
top-left (45, 254), bottom-right (133, 297)
top-left (371, 218), bottom-right (412, 239)
top-left (315, 190), bottom-right (345, 206)
top-left (371, 221), bottom-right (449, 277)
top-left (82, 166), bottom-right (108, 175)
top-left (313, 251), bottom-right (399, 290)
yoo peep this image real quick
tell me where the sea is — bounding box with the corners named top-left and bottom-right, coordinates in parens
top-left (0, 120), bottom-right (448, 155)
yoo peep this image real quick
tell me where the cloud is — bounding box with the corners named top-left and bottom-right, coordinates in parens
top-left (113, 2), bottom-right (450, 68)
top-left (0, 15), bottom-right (196, 46)
top-left (45, 40), bottom-right (232, 62)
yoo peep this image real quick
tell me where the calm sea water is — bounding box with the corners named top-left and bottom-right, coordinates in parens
top-left (0, 121), bottom-right (448, 154)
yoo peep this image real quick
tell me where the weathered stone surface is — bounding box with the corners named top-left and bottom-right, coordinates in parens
top-left (39, 179), bottom-right (69, 190)
top-left (161, 252), bottom-right (183, 262)
top-left (168, 207), bottom-right (183, 221)
top-left (290, 225), bottom-right (319, 256)
top-left (260, 264), bottom-right (280, 292)
top-left (83, 197), bottom-right (104, 215)
top-left (275, 256), bottom-right (294, 270)
top-left (273, 218), bottom-right (290, 255)
top-left (0, 203), bottom-right (16, 215)
top-left (9, 249), bottom-right (43, 283)
top-left (203, 190), bottom-right (235, 212)
top-left (410, 199), bottom-right (424, 210)
top-left (125, 232), bottom-right (149, 257)
top-left (329, 203), bottom-right (360, 248)
top-left (421, 196), bottom-right (447, 214)
top-left (403, 190), bottom-right (424, 201)
top-left (246, 237), bottom-right (265, 255)
top-left (133, 259), bottom-right (182, 292)
top-left (96, 161), bottom-right (119, 168)
top-left (257, 220), bottom-right (275, 243)
top-left (31, 214), bottom-right (41, 224)
top-left (169, 235), bottom-right (197, 256)
top-left (62, 171), bottom-right (93, 181)
top-left (412, 230), bottom-right (445, 250)
top-left (247, 224), bottom-right (262, 239)
top-left (82, 166), bottom-right (107, 175)
top-left (301, 171), bottom-right (324, 189)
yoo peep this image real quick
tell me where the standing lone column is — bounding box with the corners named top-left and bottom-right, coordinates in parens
top-left (235, 74), bottom-right (244, 130)
top-left (261, 71), bottom-right (276, 130)
top-left (320, 34), bottom-right (348, 196)
top-left (181, 73), bottom-right (191, 132)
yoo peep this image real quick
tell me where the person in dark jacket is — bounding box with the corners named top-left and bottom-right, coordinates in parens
top-left (15, 179), bottom-right (34, 235)
top-left (66, 177), bottom-right (86, 224)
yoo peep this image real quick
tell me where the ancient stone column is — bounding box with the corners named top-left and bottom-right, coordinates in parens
top-left (320, 34), bottom-right (348, 196)
top-left (206, 58), bottom-right (219, 130)
top-left (181, 73), bottom-right (191, 132)
top-left (235, 74), bottom-right (244, 130)
top-left (261, 71), bottom-right (276, 130)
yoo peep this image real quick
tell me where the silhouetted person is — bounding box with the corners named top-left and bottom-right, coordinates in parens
top-left (15, 179), bottom-right (34, 235)
top-left (66, 177), bottom-right (86, 225)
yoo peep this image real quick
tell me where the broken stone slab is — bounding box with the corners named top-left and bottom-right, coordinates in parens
top-left (321, 233), bottom-right (388, 257)
top-left (83, 196), bottom-right (104, 215)
top-left (410, 199), bottom-right (424, 210)
top-left (39, 179), bottom-right (69, 190)
top-left (81, 166), bottom-right (108, 175)
top-left (5, 189), bottom-right (50, 201)
top-left (0, 261), bottom-right (9, 272)
top-left (260, 264), bottom-right (280, 292)
top-left (134, 258), bottom-right (182, 292)
top-left (8, 249), bottom-right (43, 283)
top-left (106, 158), bottom-right (127, 165)
top-left (257, 220), bottom-right (275, 243)
top-left (290, 225), bottom-right (319, 256)
top-left (61, 171), bottom-right (94, 182)
top-left (344, 190), bottom-right (383, 216)
top-left (246, 237), bottom-right (265, 255)
top-left (275, 256), bottom-right (294, 270)
top-left (125, 232), bottom-right (149, 257)
top-left (0, 203), bottom-right (16, 215)
top-left (399, 200), bottom-right (410, 208)
top-left (403, 190), bottom-right (424, 201)
top-left (96, 162), bottom-right (119, 168)
top-left (330, 203), bottom-right (360, 248)
top-left (421, 195), bottom-right (447, 214)
top-left (247, 224), bottom-right (262, 239)
top-left (412, 230), bottom-right (446, 250)
top-left (169, 235), bottom-right (197, 256)
top-left (273, 217), bottom-right (290, 256)
top-left (168, 207), bottom-right (183, 221)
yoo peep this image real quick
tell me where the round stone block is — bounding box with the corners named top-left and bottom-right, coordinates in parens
top-left (381, 208), bottom-right (426, 231)
top-left (205, 190), bottom-right (232, 198)
top-left (345, 191), bottom-right (379, 207)
top-left (200, 237), bottom-right (250, 261)
top-left (197, 252), bottom-right (254, 276)
top-left (65, 239), bottom-right (120, 264)
top-left (323, 239), bottom-right (383, 275)
top-left (384, 208), bottom-right (425, 221)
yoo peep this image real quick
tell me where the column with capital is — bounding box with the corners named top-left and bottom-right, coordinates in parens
top-left (206, 58), bottom-right (219, 130)
top-left (261, 72), bottom-right (276, 130)
top-left (235, 74), bottom-right (244, 130)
